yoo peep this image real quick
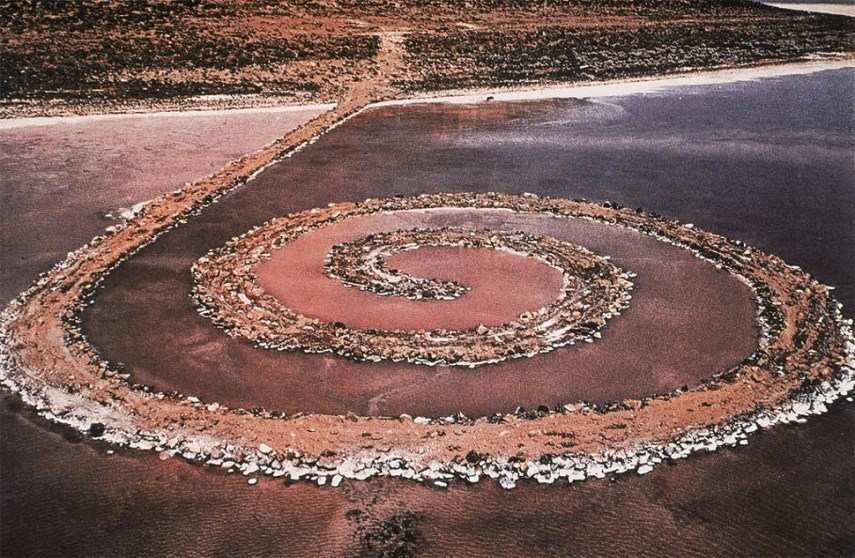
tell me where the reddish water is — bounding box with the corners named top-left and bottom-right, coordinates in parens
top-left (3, 70), bottom-right (853, 556)
top-left (0, 107), bottom-right (325, 304)
top-left (3, 396), bottom-right (852, 557)
top-left (87, 205), bottom-right (757, 417)
top-left (257, 211), bottom-right (566, 330)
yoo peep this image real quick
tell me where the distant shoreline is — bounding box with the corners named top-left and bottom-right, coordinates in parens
top-left (4, 56), bottom-right (852, 130)
top-left (4, 1), bottom-right (851, 120)
top-left (375, 57), bottom-right (855, 107)
top-left (764, 3), bottom-right (855, 17)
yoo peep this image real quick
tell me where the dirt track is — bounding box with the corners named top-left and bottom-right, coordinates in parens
top-left (2, 1), bottom-right (852, 117)
top-left (1, 36), bottom-right (855, 548)
top-left (1, 13), bottom-right (853, 475)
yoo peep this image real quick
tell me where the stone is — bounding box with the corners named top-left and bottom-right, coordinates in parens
top-left (637, 464), bottom-right (654, 475)
top-left (88, 422), bottom-right (106, 437)
top-left (499, 477), bottom-right (517, 490)
top-left (465, 450), bottom-right (481, 464)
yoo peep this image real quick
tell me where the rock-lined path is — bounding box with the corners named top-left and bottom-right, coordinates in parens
top-left (2, 60), bottom-right (854, 557)
top-left (2, 30), bottom-right (855, 489)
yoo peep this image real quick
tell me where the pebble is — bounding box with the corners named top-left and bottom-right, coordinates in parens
top-left (499, 477), bottom-right (517, 490)
top-left (2, 195), bottom-right (853, 496)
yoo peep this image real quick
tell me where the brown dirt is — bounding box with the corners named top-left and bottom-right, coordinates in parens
top-left (2, 185), bottom-right (848, 467)
top-left (2, 1), bottom-right (852, 117)
top-left (0, 16), bottom-right (850, 474)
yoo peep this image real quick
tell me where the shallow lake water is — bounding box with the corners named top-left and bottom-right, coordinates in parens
top-left (3, 68), bottom-right (853, 556)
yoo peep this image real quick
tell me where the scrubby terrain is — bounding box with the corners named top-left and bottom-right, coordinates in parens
top-left (1, 0), bottom-right (852, 116)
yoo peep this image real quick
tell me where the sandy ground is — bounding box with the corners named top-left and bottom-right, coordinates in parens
top-left (3, 1), bottom-right (852, 117)
top-left (0, 103), bottom-right (335, 132)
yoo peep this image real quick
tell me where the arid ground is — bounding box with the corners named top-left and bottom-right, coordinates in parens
top-left (2, 0), bottom-right (853, 117)
top-left (2, 2), bottom-right (854, 557)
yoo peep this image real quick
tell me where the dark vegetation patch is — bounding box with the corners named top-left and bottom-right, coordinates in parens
top-left (400, 17), bottom-right (854, 91)
top-left (0, 1), bottom-right (852, 112)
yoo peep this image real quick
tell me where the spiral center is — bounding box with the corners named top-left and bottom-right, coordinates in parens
top-left (191, 199), bottom-right (636, 367)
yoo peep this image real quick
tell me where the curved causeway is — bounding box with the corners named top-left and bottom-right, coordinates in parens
top-left (1, 187), bottom-right (852, 489)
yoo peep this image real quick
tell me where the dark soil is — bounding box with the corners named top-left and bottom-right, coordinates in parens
top-left (2, 1), bottom-right (852, 116)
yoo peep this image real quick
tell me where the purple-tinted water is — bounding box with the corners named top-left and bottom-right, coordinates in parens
top-left (2, 69), bottom-right (853, 556)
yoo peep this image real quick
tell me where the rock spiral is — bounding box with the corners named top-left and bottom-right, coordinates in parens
top-left (193, 221), bottom-right (634, 367)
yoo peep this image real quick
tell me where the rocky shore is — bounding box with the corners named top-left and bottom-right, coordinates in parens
top-left (1, 188), bottom-right (852, 489)
top-left (1, 12), bottom-right (853, 489)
